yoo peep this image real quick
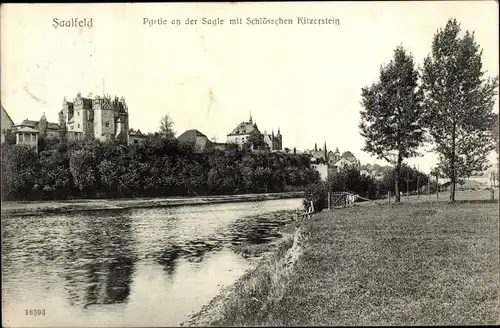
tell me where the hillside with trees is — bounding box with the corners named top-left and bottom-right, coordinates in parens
top-left (1, 134), bottom-right (320, 201)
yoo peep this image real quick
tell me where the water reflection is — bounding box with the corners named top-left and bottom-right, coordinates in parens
top-left (2, 198), bottom-right (302, 327)
top-left (58, 214), bottom-right (137, 308)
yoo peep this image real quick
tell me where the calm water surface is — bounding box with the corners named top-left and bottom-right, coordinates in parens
top-left (1, 198), bottom-right (302, 327)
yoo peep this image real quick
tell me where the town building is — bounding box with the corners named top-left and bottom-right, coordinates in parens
top-left (60, 93), bottom-right (129, 143)
top-left (177, 129), bottom-right (228, 153)
top-left (226, 114), bottom-right (282, 151)
top-left (262, 129), bottom-right (283, 151)
top-left (305, 143), bottom-right (360, 179)
top-left (310, 163), bottom-right (329, 181)
top-left (177, 129), bottom-right (214, 152)
top-left (1, 106), bottom-right (15, 143)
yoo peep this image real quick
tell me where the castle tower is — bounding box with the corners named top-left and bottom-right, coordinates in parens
top-left (276, 127), bottom-right (282, 150)
top-left (73, 93), bottom-right (86, 136)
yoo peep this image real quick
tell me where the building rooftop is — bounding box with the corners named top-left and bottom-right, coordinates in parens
top-left (20, 119), bottom-right (60, 130)
top-left (1, 106), bottom-right (14, 126)
top-left (178, 129), bottom-right (210, 143)
top-left (228, 121), bottom-right (259, 136)
top-left (15, 126), bottom-right (40, 133)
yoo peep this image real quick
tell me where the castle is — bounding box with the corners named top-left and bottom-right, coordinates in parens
top-left (226, 114), bottom-right (282, 151)
top-left (60, 93), bottom-right (129, 143)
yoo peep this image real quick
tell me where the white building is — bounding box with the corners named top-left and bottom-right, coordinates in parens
top-left (311, 163), bottom-right (329, 181)
top-left (226, 115), bottom-right (260, 147)
top-left (14, 127), bottom-right (39, 152)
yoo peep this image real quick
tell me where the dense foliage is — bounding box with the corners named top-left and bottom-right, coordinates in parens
top-left (1, 136), bottom-right (320, 201)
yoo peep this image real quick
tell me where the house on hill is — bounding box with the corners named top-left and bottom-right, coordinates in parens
top-left (129, 129), bottom-right (147, 145)
top-left (178, 129), bottom-right (217, 153)
top-left (226, 114), bottom-right (282, 151)
top-left (306, 143), bottom-right (361, 178)
top-left (227, 115), bottom-right (260, 148)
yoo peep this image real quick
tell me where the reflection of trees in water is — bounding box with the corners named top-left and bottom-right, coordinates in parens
top-left (61, 214), bottom-right (137, 308)
top-left (156, 244), bottom-right (182, 276)
top-left (152, 211), bottom-right (293, 273)
top-left (154, 239), bottom-right (223, 275)
top-left (225, 212), bottom-right (290, 246)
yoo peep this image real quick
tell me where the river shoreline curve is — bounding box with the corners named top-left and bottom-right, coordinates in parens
top-left (1, 192), bottom-right (305, 217)
top-left (180, 222), bottom-right (306, 327)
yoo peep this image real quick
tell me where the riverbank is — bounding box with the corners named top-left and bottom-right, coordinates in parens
top-left (181, 223), bottom-right (306, 327)
top-left (181, 201), bottom-right (499, 326)
top-left (0, 192), bottom-right (304, 217)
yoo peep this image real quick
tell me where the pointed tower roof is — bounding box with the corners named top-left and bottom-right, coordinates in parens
top-left (249, 112), bottom-right (253, 124)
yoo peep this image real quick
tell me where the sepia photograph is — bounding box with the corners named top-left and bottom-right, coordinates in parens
top-left (1, 1), bottom-right (499, 327)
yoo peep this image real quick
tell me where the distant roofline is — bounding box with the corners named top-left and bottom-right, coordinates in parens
top-left (227, 132), bottom-right (253, 137)
top-left (179, 129), bottom-right (208, 138)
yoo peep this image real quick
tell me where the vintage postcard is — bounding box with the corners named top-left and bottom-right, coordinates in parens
top-left (1, 1), bottom-right (499, 327)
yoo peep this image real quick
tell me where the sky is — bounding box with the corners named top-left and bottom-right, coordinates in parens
top-left (1, 1), bottom-right (499, 173)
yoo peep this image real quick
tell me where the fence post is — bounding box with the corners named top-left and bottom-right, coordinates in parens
top-left (328, 192), bottom-right (331, 210)
top-left (436, 175), bottom-right (439, 202)
top-left (427, 174), bottom-right (430, 202)
top-left (417, 176), bottom-right (420, 202)
top-left (407, 170), bottom-right (410, 203)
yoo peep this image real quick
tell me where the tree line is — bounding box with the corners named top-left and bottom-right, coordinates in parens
top-left (359, 18), bottom-right (499, 203)
top-left (1, 134), bottom-right (321, 201)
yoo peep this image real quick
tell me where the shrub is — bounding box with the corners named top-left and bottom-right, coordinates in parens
top-left (303, 181), bottom-right (329, 212)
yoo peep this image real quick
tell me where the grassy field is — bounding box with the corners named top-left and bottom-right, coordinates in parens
top-left (184, 201), bottom-right (499, 326)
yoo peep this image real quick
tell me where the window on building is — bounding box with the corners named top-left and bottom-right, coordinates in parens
top-left (78, 124), bottom-right (80, 128)
top-left (88, 123), bottom-right (91, 129)
top-left (134, 139), bottom-right (139, 144)
top-left (105, 122), bottom-right (110, 127)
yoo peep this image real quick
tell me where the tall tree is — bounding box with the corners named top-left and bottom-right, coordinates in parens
top-left (159, 114), bottom-right (176, 140)
top-left (359, 46), bottom-right (425, 203)
top-left (421, 19), bottom-right (499, 201)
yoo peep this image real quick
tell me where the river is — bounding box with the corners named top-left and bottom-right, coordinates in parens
top-left (1, 198), bottom-right (303, 327)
